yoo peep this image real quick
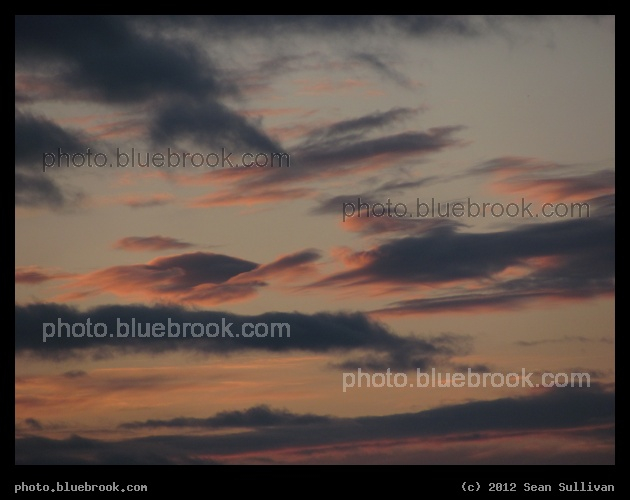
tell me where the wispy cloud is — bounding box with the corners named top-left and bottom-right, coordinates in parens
top-left (55, 249), bottom-right (320, 305)
top-left (15, 266), bottom-right (72, 284)
top-left (113, 236), bottom-right (194, 252)
top-left (16, 385), bottom-right (614, 464)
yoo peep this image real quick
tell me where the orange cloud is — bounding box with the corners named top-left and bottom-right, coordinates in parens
top-left (190, 186), bottom-right (314, 207)
top-left (55, 250), bottom-right (321, 306)
top-left (118, 193), bottom-right (176, 208)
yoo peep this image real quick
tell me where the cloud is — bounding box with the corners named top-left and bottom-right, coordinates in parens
top-left (15, 15), bottom-right (228, 103)
top-left (287, 126), bottom-right (464, 183)
top-left (190, 186), bottom-right (314, 208)
top-left (323, 218), bottom-right (608, 284)
top-left (351, 53), bottom-right (419, 89)
top-left (16, 385), bottom-right (614, 464)
top-left (468, 157), bottom-right (614, 203)
top-left (302, 107), bottom-right (420, 143)
top-left (15, 110), bottom-right (86, 167)
top-left (120, 405), bottom-right (331, 429)
top-left (149, 98), bottom-right (282, 153)
top-left (62, 370), bottom-right (88, 378)
top-left (58, 251), bottom-right (259, 304)
top-left (342, 215), bottom-right (465, 237)
top-left (15, 266), bottom-right (72, 285)
top-left (310, 177), bottom-right (438, 217)
top-left (499, 170), bottom-right (615, 201)
top-left (15, 172), bottom-right (78, 209)
top-left (56, 249), bottom-right (320, 305)
top-left (239, 249), bottom-right (321, 281)
top-left (15, 110), bottom-right (87, 209)
top-left (515, 336), bottom-right (613, 347)
top-left (170, 107), bottom-right (462, 209)
top-left (18, 15), bottom-right (469, 210)
top-left (309, 175), bottom-right (462, 237)
top-left (137, 15), bottom-right (589, 40)
top-left (203, 125), bottom-right (464, 205)
top-left (15, 16), bottom-right (280, 158)
top-left (309, 212), bottom-right (614, 314)
top-left (376, 287), bottom-right (613, 316)
top-left (23, 418), bottom-right (43, 431)
top-left (470, 156), bottom-right (567, 176)
top-left (113, 236), bottom-right (194, 252)
top-left (15, 303), bottom-right (469, 370)
top-left (118, 194), bottom-right (175, 209)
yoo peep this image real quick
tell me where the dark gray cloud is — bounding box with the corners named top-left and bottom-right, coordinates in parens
top-left (310, 212), bottom-right (614, 314)
top-left (309, 176), bottom-right (463, 236)
top-left (297, 127), bottom-right (463, 172)
top-left (515, 336), bottom-right (613, 347)
top-left (120, 404), bottom-right (331, 429)
top-left (15, 16), bottom-right (280, 156)
top-left (149, 98), bottom-right (282, 152)
top-left (241, 125), bottom-right (463, 191)
top-left (303, 107), bottom-right (420, 143)
top-left (15, 110), bottom-right (87, 208)
top-left (23, 418), bottom-right (43, 431)
top-left (15, 172), bottom-right (68, 209)
top-left (379, 284), bottom-right (612, 315)
top-left (62, 370), bottom-right (88, 378)
top-left (15, 110), bottom-right (86, 167)
top-left (136, 252), bottom-right (253, 288)
top-left (311, 177), bottom-right (438, 216)
top-left (321, 215), bottom-right (611, 284)
top-left (252, 249), bottom-right (321, 275)
top-left (351, 53), bottom-right (417, 89)
top-left (15, 17), bottom-right (473, 196)
top-left (16, 385), bottom-right (614, 464)
top-left (147, 252), bottom-right (258, 287)
top-left (15, 15), bottom-right (228, 103)
top-left (334, 332), bottom-right (471, 371)
top-left (15, 303), bottom-right (468, 370)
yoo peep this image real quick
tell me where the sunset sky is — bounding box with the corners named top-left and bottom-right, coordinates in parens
top-left (15, 15), bottom-right (614, 465)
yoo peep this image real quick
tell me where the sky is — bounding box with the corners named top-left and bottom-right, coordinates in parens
top-left (15, 15), bottom-right (614, 465)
